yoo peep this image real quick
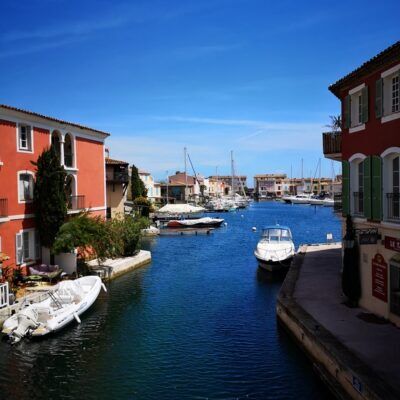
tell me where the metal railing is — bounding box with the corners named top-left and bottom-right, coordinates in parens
top-left (0, 198), bottom-right (8, 218)
top-left (387, 193), bottom-right (400, 221)
top-left (322, 132), bottom-right (342, 155)
top-left (353, 192), bottom-right (364, 216)
top-left (333, 193), bottom-right (342, 213)
top-left (68, 195), bottom-right (86, 210)
top-left (0, 282), bottom-right (9, 308)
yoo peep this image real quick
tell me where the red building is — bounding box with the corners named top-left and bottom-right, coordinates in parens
top-left (324, 41), bottom-right (400, 325)
top-left (0, 105), bottom-right (109, 272)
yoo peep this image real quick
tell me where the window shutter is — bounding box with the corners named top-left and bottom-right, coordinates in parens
top-left (361, 86), bottom-right (369, 123)
top-left (15, 233), bottom-right (23, 265)
top-left (344, 95), bottom-right (351, 129)
top-left (375, 78), bottom-right (383, 118)
top-left (371, 155), bottom-right (382, 221)
top-left (363, 156), bottom-right (372, 219)
top-left (342, 160), bottom-right (350, 216)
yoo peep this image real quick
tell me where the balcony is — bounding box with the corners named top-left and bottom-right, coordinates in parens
top-left (107, 170), bottom-right (129, 184)
top-left (68, 195), bottom-right (86, 211)
top-left (0, 198), bottom-right (8, 220)
top-left (353, 192), bottom-right (364, 216)
top-left (387, 193), bottom-right (400, 221)
top-left (322, 132), bottom-right (342, 161)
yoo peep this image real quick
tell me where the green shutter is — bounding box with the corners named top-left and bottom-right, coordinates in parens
top-left (361, 86), bottom-right (369, 123)
top-left (375, 78), bottom-right (383, 118)
top-left (363, 156), bottom-right (372, 219)
top-left (342, 160), bottom-right (350, 216)
top-left (371, 155), bottom-right (382, 221)
top-left (344, 95), bottom-right (351, 129)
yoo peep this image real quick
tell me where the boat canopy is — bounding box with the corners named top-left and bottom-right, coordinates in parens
top-left (157, 204), bottom-right (205, 214)
top-left (261, 226), bottom-right (292, 241)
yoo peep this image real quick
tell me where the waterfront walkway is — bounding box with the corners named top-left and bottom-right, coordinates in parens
top-left (277, 243), bottom-right (400, 400)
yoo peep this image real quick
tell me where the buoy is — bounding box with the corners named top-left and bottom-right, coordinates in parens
top-left (252, 227), bottom-right (257, 231)
top-left (224, 222), bottom-right (228, 226)
top-left (241, 215), bottom-right (244, 218)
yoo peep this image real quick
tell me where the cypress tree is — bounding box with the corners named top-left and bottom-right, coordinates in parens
top-left (130, 164), bottom-right (147, 200)
top-left (32, 147), bottom-right (67, 253)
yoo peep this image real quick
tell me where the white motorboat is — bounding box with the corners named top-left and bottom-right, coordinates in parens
top-left (322, 198), bottom-right (334, 207)
top-left (141, 226), bottom-right (160, 236)
top-left (290, 194), bottom-right (311, 204)
top-left (167, 217), bottom-right (224, 228)
top-left (254, 225), bottom-right (295, 272)
top-left (309, 196), bottom-right (325, 205)
top-left (2, 276), bottom-right (106, 343)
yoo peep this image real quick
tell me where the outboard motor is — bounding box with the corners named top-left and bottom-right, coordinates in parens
top-left (10, 309), bottom-right (39, 344)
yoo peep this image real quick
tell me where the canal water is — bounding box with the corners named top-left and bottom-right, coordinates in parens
top-left (0, 201), bottom-right (341, 400)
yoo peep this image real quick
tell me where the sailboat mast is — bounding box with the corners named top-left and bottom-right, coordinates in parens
top-left (231, 150), bottom-right (234, 199)
top-left (184, 147), bottom-right (188, 202)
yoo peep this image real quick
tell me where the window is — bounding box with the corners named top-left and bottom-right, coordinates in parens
top-left (18, 173), bottom-right (34, 202)
top-left (358, 162), bottom-right (364, 214)
top-left (16, 230), bottom-right (40, 265)
top-left (18, 124), bottom-right (32, 151)
top-left (392, 75), bottom-right (399, 114)
top-left (344, 85), bottom-right (368, 130)
top-left (390, 156), bottom-right (400, 219)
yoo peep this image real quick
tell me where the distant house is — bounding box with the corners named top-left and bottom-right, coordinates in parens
top-left (209, 175), bottom-right (246, 195)
top-left (105, 156), bottom-right (129, 219)
top-left (138, 170), bottom-right (162, 203)
top-left (254, 174), bottom-right (287, 198)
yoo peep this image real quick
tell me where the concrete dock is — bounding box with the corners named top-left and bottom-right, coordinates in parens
top-left (277, 243), bottom-right (400, 400)
top-left (88, 250), bottom-right (152, 280)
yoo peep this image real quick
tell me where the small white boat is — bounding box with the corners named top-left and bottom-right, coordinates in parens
top-left (141, 226), bottom-right (160, 236)
top-left (2, 276), bottom-right (106, 343)
top-left (290, 194), bottom-right (311, 204)
top-left (254, 225), bottom-right (295, 271)
top-left (309, 196), bottom-right (325, 205)
top-left (167, 217), bottom-right (224, 228)
top-left (322, 198), bottom-right (334, 207)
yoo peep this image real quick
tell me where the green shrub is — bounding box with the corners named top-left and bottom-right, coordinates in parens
top-left (133, 196), bottom-right (152, 217)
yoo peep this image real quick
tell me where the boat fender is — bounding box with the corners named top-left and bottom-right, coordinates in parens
top-left (252, 227), bottom-right (257, 231)
top-left (73, 313), bottom-right (81, 324)
top-left (101, 283), bottom-right (107, 293)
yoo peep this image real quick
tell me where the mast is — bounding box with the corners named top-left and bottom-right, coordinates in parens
top-left (231, 150), bottom-right (234, 199)
top-left (166, 170), bottom-right (169, 204)
top-left (184, 147), bottom-right (188, 203)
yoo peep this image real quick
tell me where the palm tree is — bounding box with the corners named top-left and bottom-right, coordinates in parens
top-left (325, 115), bottom-right (342, 133)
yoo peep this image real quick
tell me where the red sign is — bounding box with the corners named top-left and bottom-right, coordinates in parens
top-left (371, 254), bottom-right (388, 303)
top-left (385, 236), bottom-right (400, 252)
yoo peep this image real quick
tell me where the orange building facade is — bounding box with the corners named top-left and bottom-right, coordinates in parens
top-left (0, 105), bottom-right (109, 271)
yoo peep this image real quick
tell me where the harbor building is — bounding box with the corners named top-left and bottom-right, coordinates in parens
top-left (105, 155), bottom-right (129, 219)
top-left (0, 104), bottom-right (109, 271)
top-left (208, 175), bottom-right (247, 194)
top-left (324, 41), bottom-right (400, 326)
top-left (160, 171), bottom-right (200, 203)
top-left (138, 170), bottom-right (162, 204)
top-left (254, 174), bottom-right (287, 198)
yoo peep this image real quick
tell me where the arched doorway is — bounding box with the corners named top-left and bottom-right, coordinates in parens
top-left (64, 133), bottom-right (74, 167)
top-left (51, 130), bottom-right (62, 161)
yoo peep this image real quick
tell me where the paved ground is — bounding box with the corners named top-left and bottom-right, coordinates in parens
top-left (294, 243), bottom-right (400, 392)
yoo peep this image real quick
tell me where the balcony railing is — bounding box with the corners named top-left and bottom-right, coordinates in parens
top-left (333, 193), bottom-right (342, 213)
top-left (322, 132), bottom-right (342, 158)
top-left (387, 193), bottom-right (400, 221)
top-left (353, 192), bottom-right (364, 216)
top-left (107, 171), bottom-right (129, 183)
top-left (68, 195), bottom-right (86, 211)
top-left (0, 198), bottom-right (8, 218)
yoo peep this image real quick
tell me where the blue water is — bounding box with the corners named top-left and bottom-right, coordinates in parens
top-left (0, 202), bottom-right (341, 399)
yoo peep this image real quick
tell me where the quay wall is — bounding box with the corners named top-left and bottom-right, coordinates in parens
top-left (276, 248), bottom-right (398, 400)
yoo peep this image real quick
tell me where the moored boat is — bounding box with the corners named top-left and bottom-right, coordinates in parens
top-left (254, 225), bottom-right (295, 272)
top-left (2, 276), bottom-right (106, 343)
top-left (167, 217), bottom-right (224, 228)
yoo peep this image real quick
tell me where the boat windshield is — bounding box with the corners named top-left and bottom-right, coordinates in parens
top-left (262, 228), bottom-right (292, 242)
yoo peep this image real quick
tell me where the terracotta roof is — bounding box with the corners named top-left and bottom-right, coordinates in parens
top-left (138, 170), bottom-right (150, 175)
top-left (0, 104), bottom-right (110, 137)
top-left (329, 41), bottom-right (400, 97)
top-left (105, 157), bottom-right (129, 165)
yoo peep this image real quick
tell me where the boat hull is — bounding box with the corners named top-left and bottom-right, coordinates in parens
top-left (255, 255), bottom-right (293, 272)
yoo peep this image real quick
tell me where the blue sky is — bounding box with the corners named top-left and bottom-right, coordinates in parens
top-left (1, 0), bottom-right (399, 185)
